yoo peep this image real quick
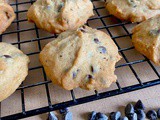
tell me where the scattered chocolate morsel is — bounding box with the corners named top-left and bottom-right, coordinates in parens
top-left (87, 74), bottom-right (93, 79)
top-left (98, 46), bottom-right (107, 54)
top-left (109, 111), bottom-right (121, 120)
top-left (94, 38), bottom-right (100, 44)
top-left (72, 69), bottom-right (80, 79)
top-left (136, 109), bottom-right (145, 120)
top-left (90, 65), bottom-right (97, 74)
top-left (146, 110), bottom-right (157, 120)
top-left (72, 72), bottom-right (77, 79)
top-left (79, 28), bottom-right (86, 33)
top-left (127, 113), bottom-right (137, 120)
top-left (64, 111), bottom-right (72, 120)
top-left (3, 55), bottom-right (12, 58)
top-left (157, 109), bottom-right (160, 118)
top-left (82, 26), bottom-right (86, 29)
top-left (89, 111), bottom-right (97, 120)
top-left (125, 103), bottom-right (135, 115)
top-left (59, 108), bottom-right (69, 114)
top-left (96, 112), bottom-right (108, 120)
top-left (134, 100), bottom-right (145, 110)
top-left (47, 112), bottom-right (58, 120)
top-left (58, 3), bottom-right (64, 12)
top-left (120, 117), bottom-right (129, 120)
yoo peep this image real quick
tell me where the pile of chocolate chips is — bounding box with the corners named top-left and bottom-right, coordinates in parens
top-left (89, 100), bottom-right (160, 120)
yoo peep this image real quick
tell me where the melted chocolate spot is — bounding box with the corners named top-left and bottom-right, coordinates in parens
top-left (98, 46), bottom-right (107, 54)
top-left (94, 38), bottom-right (100, 44)
top-left (87, 74), bottom-right (93, 79)
top-left (3, 55), bottom-right (11, 58)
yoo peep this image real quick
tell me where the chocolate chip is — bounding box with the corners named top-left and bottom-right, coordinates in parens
top-left (96, 112), bottom-right (108, 120)
top-left (91, 66), bottom-right (95, 73)
top-left (87, 74), bottom-right (93, 79)
top-left (64, 111), bottom-right (72, 120)
top-left (136, 109), bottom-right (145, 120)
top-left (146, 110), bottom-right (157, 120)
top-left (5, 12), bottom-right (11, 19)
top-left (72, 69), bottom-right (80, 79)
top-left (72, 72), bottom-right (77, 79)
top-left (98, 46), bottom-right (107, 54)
top-left (58, 3), bottom-right (64, 12)
top-left (82, 26), bottom-right (86, 29)
top-left (94, 38), bottom-right (100, 44)
top-left (109, 111), bottom-right (121, 120)
top-left (125, 103), bottom-right (135, 115)
top-left (80, 28), bottom-right (86, 33)
top-left (134, 100), bottom-right (145, 110)
top-left (127, 113), bottom-right (137, 120)
top-left (157, 109), bottom-right (160, 118)
top-left (47, 112), bottom-right (58, 120)
top-left (3, 55), bottom-right (12, 58)
top-left (60, 55), bottom-right (62, 57)
top-left (89, 111), bottom-right (97, 120)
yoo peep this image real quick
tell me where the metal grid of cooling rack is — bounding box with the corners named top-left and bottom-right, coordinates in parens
top-left (0, 0), bottom-right (160, 119)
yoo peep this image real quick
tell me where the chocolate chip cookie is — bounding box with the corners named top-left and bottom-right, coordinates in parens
top-left (132, 15), bottom-right (160, 65)
top-left (40, 26), bottom-right (121, 90)
top-left (0, 42), bottom-right (30, 102)
top-left (0, 0), bottom-right (15, 34)
top-left (106, 0), bottom-right (160, 22)
top-left (27, 0), bottom-right (94, 34)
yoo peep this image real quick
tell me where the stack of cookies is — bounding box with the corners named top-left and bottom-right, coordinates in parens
top-left (1, 0), bottom-right (160, 102)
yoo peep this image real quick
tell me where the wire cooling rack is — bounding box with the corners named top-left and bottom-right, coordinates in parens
top-left (0, 0), bottom-right (160, 119)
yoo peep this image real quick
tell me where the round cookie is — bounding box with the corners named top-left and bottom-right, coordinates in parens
top-left (0, 0), bottom-right (15, 34)
top-left (27, 0), bottom-right (94, 34)
top-left (132, 15), bottom-right (160, 65)
top-left (40, 26), bottom-right (121, 90)
top-left (0, 42), bottom-right (29, 102)
top-left (106, 0), bottom-right (160, 23)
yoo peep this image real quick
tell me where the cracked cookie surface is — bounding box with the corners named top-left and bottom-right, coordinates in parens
top-left (106, 0), bottom-right (160, 22)
top-left (27, 0), bottom-right (94, 33)
top-left (40, 26), bottom-right (121, 90)
top-left (0, 0), bottom-right (15, 34)
top-left (132, 15), bottom-right (160, 65)
top-left (0, 42), bottom-right (29, 102)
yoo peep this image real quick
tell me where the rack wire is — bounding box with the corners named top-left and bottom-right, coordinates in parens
top-left (0, 0), bottom-right (160, 119)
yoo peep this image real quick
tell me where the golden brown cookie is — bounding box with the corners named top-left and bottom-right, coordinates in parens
top-left (0, 42), bottom-right (30, 102)
top-left (27, 0), bottom-right (94, 34)
top-left (106, 0), bottom-right (160, 23)
top-left (132, 15), bottom-right (160, 65)
top-left (40, 26), bottom-right (121, 90)
top-left (0, 0), bottom-right (15, 34)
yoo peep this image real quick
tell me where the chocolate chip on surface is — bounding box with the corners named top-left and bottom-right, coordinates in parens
top-left (134, 100), bottom-right (145, 110)
top-left (98, 46), bottom-right (107, 54)
top-left (125, 103), bottom-right (135, 115)
top-left (89, 111), bottom-right (97, 120)
top-left (146, 110), bottom-right (157, 120)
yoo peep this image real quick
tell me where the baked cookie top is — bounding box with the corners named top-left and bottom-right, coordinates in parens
top-left (27, 0), bottom-right (94, 33)
top-left (0, 42), bottom-right (29, 102)
top-left (40, 26), bottom-right (121, 90)
top-left (132, 15), bottom-right (160, 65)
top-left (0, 0), bottom-right (15, 34)
top-left (106, 0), bottom-right (160, 22)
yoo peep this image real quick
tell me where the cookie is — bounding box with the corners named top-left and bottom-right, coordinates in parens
top-left (132, 15), bottom-right (160, 65)
top-left (0, 0), bottom-right (15, 34)
top-left (40, 26), bottom-right (121, 90)
top-left (0, 42), bottom-right (29, 102)
top-left (106, 0), bottom-right (160, 22)
top-left (27, 0), bottom-right (94, 34)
